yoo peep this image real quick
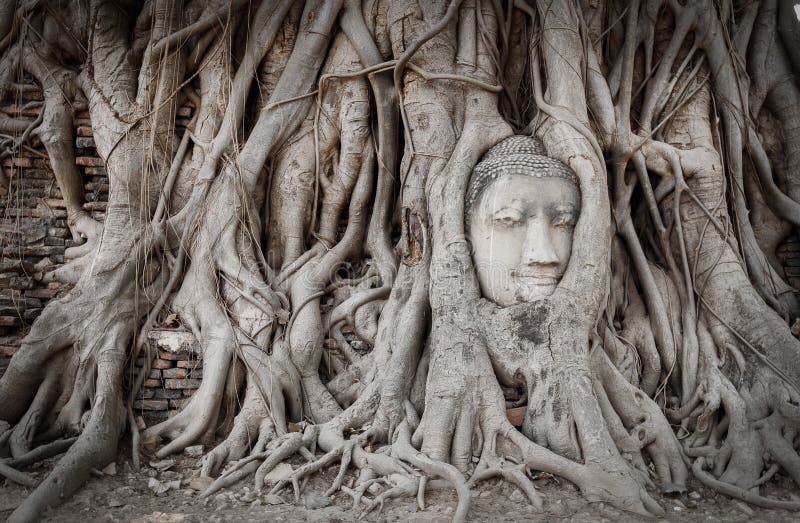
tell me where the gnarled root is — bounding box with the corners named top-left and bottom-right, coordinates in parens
top-left (591, 346), bottom-right (688, 494)
top-left (5, 318), bottom-right (130, 523)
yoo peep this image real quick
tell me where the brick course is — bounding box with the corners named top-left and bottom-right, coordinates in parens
top-left (0, 83), bottom-right (200, 420)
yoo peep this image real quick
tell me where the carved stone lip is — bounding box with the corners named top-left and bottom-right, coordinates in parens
top-left (513, 274), bottom-right (559, 285)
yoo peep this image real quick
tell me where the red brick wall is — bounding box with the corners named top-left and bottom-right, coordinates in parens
top-left (134, 347), bottom-right (202, 420)
top-left (0, 83), bottom-right (194, 420)
top-left (778, 237), bottom-right (800, 290)
top-left (1, 85), bottom-right (107, 375)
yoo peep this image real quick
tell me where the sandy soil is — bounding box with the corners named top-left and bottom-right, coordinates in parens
top-left (2, 443), bottom-right (799, 522)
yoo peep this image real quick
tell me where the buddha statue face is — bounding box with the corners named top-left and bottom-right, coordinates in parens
top-left (466, 136), bottom-right (580, 307)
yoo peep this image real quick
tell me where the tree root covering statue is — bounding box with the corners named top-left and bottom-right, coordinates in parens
top-left (1, 0), bottom-right (800, 521)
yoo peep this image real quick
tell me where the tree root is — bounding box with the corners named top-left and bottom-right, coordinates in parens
top-left (0, 461), bottom-right (38, 488)
top-left (5, 437), bottom-right (77, 469)
top-left (202, 431), bottom-right (312, 497)
top-left (692, 458), bottom-right (800, 511)
top-left (467, 454), bottom-right (543, 510)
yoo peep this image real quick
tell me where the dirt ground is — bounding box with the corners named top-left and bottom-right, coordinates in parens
top-left (2, 441), bottom-right (799, 523)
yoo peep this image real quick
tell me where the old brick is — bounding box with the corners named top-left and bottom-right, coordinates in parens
top-left (11, 208), bottom-right (66, 219)
top-left (152, 388), bottom-right (182, 400)
top-left (42, 198), bottom-right (66, 208)
top-left (176, 359), bottom-right (202, 369)
top-left (780, 241), bottom-right (800, 252)
top-left (75, 156), bottom-right (103, 167)
top-left (506, 407), bottom-right (527, 427)
top-left (133, 399), bottom-right (168, 411)
top-left (784, 257), bottom-right (800, 267)
top-left (23, 227), bottom-right (47, 244)
top-left (24, 288), bottom-right (59, 299)
top-left (76, 126), bottom-right (93, 136)
top-left (182, 389), bottom-right (196, 397)
top-left (83, 201), bottom-right (107, 212)
top-left (148, 369), bottom-right (162, 379)
top-left (1, 157), bottom-right (33, 168)
top-left (144, 410), bottom-right (169, 420)
top-left (74, 137), bottom-right (95, 148)
top-left (47, 227), bottom-right (70, 238)
top-left (162, 367), bottom-right (188, 379)
top-left (0, 317), bottom-right (20, 327)
top-left (136, 388), bottom-right (155, 399)
top-left (0, 104), bottom-right (42, 116)
top-left (20, 246), bottom-right (64, 256)
top-left (44, 237), bottom-right (65, 246)
top-left (143, 379), bottom-right (162, 388)
top-left (164, 378), bottom-right (201, 390)
top-left (168, 399), bottom-right (191, 410)
top-left (5, 277), bottom-right (33, 290)
top-left (0, 345), bottom-right (20, 356)
top-left (151, 358), bottom-right (173, 369)
top-left (0, 260), bottom-right (34, 273)
top-left (0, 306), bottom-right (20, 316)
top-left (157, 350), bottom-right (184, 361)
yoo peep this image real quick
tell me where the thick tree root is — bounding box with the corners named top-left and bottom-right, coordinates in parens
top-left (0, 461), bottom-right (37, 488)
top-left (693, 458), bottom-right (800, 511)
top-left (4, 437), bottom-right (77, 468)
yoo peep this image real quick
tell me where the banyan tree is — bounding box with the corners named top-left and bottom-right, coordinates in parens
top-left (1, 0), bottom-right (800, 521)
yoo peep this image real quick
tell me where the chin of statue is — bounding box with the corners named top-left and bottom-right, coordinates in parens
top-left (513, 280), bottom-right (557, 303)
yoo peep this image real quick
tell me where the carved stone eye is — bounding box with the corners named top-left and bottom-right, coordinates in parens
top-left (493, 209), bottom-right (523, 227)
top-left (551, 212), bottom-right (577, 228)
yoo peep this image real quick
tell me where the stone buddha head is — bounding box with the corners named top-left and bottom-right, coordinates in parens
top-left (466, 136), bottom-right (580, 306)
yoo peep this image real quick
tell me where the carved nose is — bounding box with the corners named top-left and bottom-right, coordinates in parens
top-left (521, 218), bottom-right (559, 266)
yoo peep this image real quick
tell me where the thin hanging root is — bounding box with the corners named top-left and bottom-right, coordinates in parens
top-left (692, 458), bottom-right (800, 511)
